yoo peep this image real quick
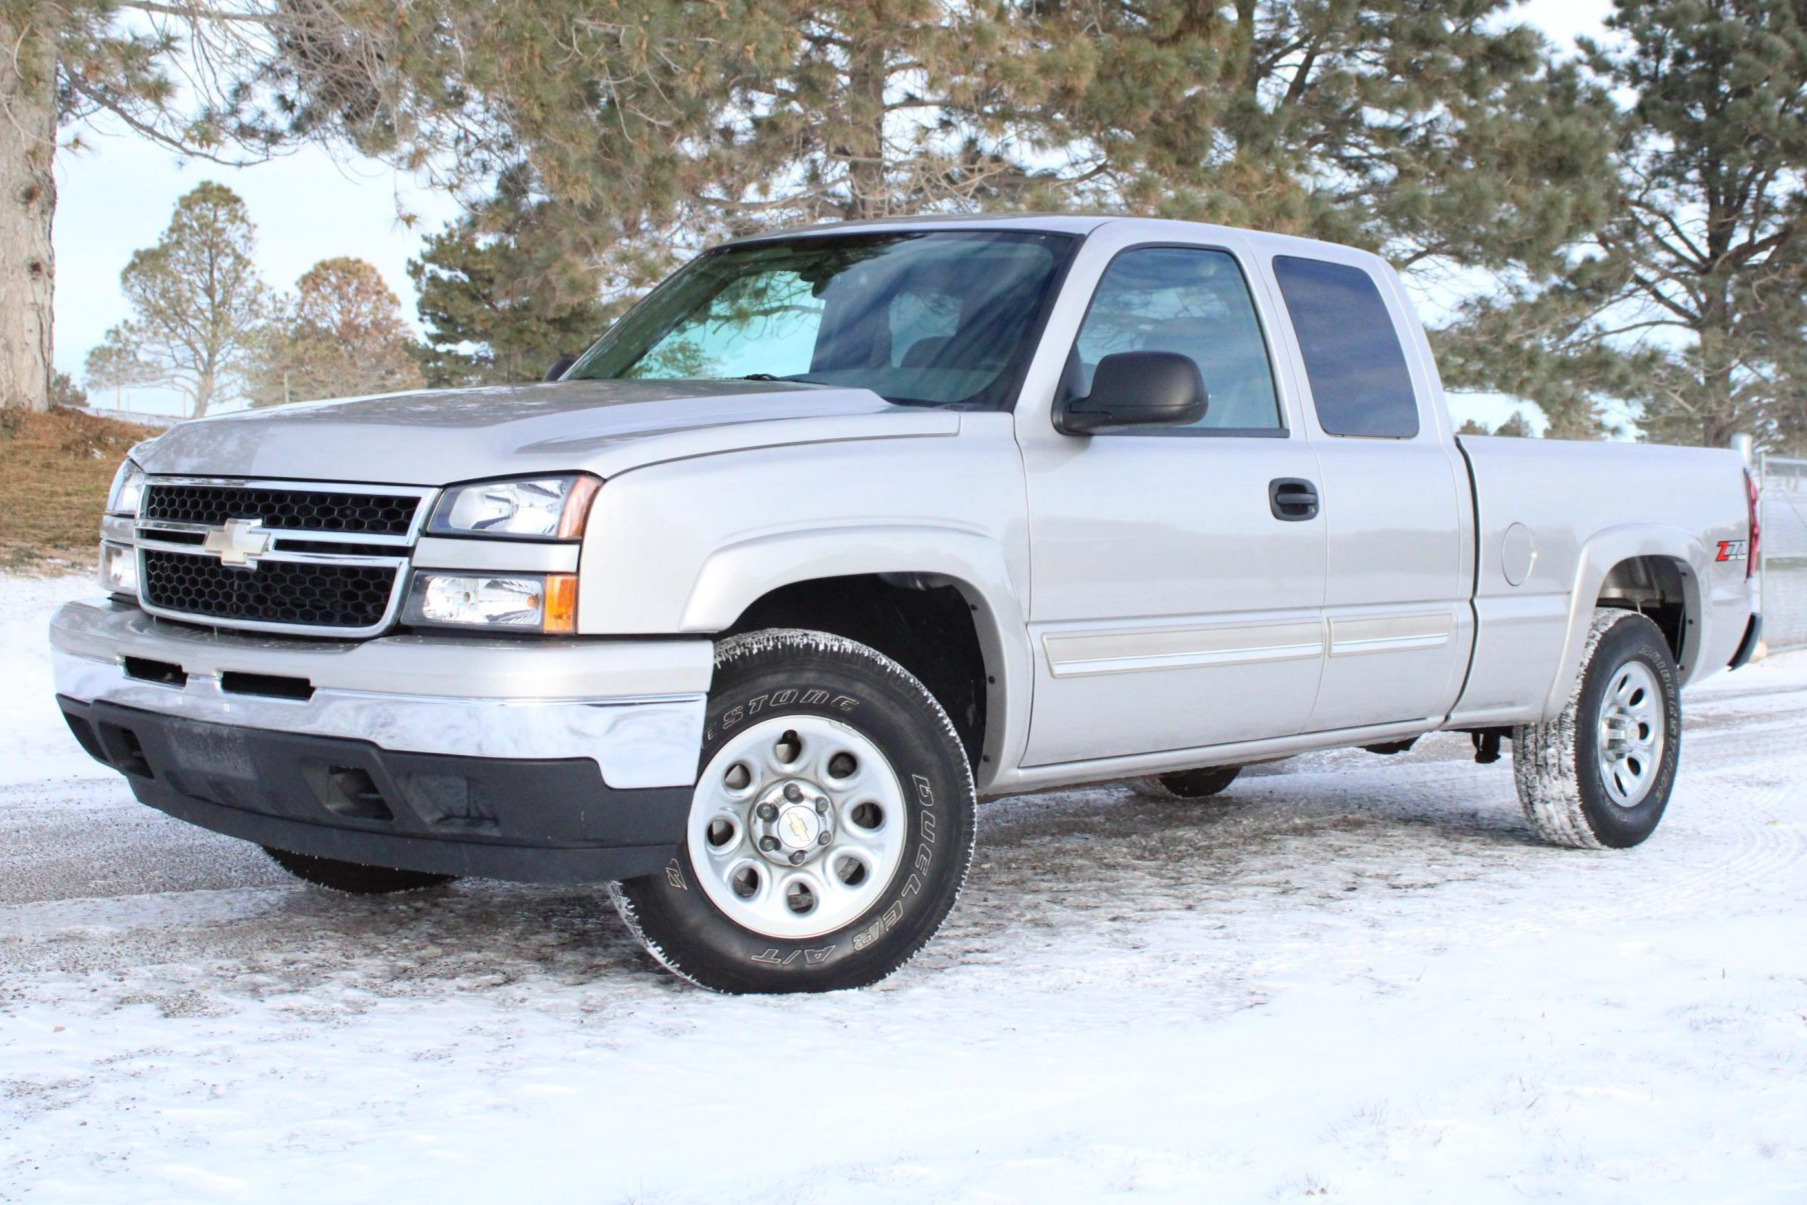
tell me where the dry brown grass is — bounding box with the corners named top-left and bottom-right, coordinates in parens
top-left (0, 407), bottom-right (160, 574)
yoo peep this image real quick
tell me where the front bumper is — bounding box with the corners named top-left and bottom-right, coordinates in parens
top-left (50, 598), bottom-right (715, 883)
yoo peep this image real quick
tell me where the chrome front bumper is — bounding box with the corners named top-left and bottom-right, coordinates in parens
top-left (50, 598), bottom-right (713, 790)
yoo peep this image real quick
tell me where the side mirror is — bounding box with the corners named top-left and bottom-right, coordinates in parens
top-left (1054, 351), bottom-right (1207, 435)
top-left (544, 355), bottom-right (577, 382)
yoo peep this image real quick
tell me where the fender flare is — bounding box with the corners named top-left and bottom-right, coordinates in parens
top-left (1538, 524), bottom-right (1708, 720)
top-left (677, 522), bottom-right (1034, 790)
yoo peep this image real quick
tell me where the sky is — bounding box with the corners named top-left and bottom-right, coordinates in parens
top-left (50, 0), bottom-right (1618, 422)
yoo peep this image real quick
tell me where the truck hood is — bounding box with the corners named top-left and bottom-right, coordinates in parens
top-left (131, 379), bottom-right (961, 484)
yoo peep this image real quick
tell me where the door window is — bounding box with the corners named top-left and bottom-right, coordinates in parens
top-left (1272, 256), bottom-right (1419, 438)
top-left (1069, 247), bottom-right (1283, 433)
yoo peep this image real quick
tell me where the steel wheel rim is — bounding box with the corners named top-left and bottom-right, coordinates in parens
top-left (688, 714), bottom-right (907, 940)
top-left (1596, 659), bottom-right (1665, 808)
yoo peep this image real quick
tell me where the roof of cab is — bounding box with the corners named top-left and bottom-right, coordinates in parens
top-left (722, 212), bottom-right (1395, 273)
top-left (727, 213), bottom-right (1115, 244)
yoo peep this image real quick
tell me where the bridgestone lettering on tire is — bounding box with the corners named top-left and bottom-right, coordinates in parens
top-left (1514, 608), bottom-right (1682, 850)
top-left (612, 629), bottom-right (978, 993)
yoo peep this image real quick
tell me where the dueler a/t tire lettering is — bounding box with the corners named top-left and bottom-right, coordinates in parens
top-left (612, 629), bottom-right (977, 993)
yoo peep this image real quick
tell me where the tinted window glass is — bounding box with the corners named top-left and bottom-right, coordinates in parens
top-left (568, 232), bottom-right (1072, 408)
top-left (1272, 256), bottom-right (1419, 438)
top-left (1070, 247), bottom-right (1282, 432)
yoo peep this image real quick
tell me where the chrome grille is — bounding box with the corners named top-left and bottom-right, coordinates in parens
top-left (141, 549), bottom-right (397, 630)
top-left (131, 477), bottom-right (434, 637)
top-left (142, 483), bottom-right (422, 536)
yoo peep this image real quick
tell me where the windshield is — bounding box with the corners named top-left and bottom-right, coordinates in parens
top-left (565, 231), bottom-right (1074, 408)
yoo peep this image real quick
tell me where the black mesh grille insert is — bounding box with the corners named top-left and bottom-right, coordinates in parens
top-left (142, 485), bottom-right (420, 536)
top-left (141, 549), bottom-right (397, 630)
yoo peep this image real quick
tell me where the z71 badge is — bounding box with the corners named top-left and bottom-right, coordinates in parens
top-left (1717, 539), bottom-right (1749, 563)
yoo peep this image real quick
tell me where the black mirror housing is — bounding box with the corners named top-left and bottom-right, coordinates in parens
top-left (1055, 351), bottom-right (1208, 434)
top-left (544, 355), bottom-right (578, 382)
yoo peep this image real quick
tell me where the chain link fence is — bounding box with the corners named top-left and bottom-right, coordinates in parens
top-left (1761, 454), bottom-right (1807, 652)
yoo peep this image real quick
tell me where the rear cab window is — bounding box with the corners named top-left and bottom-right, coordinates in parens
top-left (1272, 256), bottom-right (1420, 439)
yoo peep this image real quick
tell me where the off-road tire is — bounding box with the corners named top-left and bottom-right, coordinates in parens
top-left (263, 847), bottom-right (457, 894)
top-left (1129, 765), bottom-right (1242, 801)
top-left (613, 629), bottom-right (977, 994)
top-left (1514, 608), bottom-right (1682, 849)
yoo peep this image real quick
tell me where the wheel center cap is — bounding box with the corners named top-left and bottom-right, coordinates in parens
top-left (777, 804), bottom-right (821, 850)
top-left (751, 780), bottom-right (835, 864)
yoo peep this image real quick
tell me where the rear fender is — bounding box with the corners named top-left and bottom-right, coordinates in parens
top-left (1540, 525), bottom-right (1707, 720)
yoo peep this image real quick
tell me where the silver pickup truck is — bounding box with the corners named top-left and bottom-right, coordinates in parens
top-left (51, 216), bottom-right (1762, 993)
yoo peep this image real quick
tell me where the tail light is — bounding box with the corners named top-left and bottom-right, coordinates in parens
top-left (1746, 468), bottom-right (1761, 579)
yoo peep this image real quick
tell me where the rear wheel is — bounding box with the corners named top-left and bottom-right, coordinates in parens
top-left (263, 847), bottom-right (456, 894)
top-left (1514, 608), bottom-right (1681, 849)
top-left (1130, 765), bottom-right (1242, 801)
top-left (613, 629), bottom-right (976, 993)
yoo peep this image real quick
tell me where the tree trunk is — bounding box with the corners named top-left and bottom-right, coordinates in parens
top-left (843, 39), bottom-right (888, 221)
top-left (1696, 265), bottom-right (1738, 449)
top-left (0, 13), bottom-right (57, 413)
top-left (193, 369), bottom-right (214, 419)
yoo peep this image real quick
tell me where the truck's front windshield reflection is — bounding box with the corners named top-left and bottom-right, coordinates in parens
top-left (565, 231), bottom-right (1074, 409)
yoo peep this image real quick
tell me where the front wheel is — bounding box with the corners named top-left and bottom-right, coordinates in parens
top-left (613, 629), bottom-right (977, 993)
top-left (1514, 608), bottom-right (1682, 849)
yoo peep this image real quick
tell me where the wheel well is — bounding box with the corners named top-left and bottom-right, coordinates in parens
top-left (1596, 556), bottom-right (1690, 663)
top-left (722, 574), bottom-right (990, 766)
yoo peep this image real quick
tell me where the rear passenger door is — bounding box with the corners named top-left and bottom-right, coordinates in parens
top-left (1266, 254), bottom-right (1475, 732)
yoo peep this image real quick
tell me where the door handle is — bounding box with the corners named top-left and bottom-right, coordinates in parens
top-left (1269, 478), bottom-right (1320, 521)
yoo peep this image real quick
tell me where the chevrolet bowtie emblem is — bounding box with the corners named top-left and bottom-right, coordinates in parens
top-left (202, 517), bottom-right (272, 567)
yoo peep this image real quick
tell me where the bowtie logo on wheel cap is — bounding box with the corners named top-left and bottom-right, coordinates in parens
top-left (201, 517), bottom-right (273, 567)
top-left (782, 808), bottom-right (818, 848)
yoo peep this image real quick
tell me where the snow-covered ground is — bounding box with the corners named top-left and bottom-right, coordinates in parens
top-left (3, 574), bottom-right (1804, 1202)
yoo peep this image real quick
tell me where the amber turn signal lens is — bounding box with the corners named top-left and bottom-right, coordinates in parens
top-left (544, 573), bottom-right (579, 634)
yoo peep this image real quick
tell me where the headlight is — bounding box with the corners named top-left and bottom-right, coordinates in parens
top-left (99, 541), bottom-right (138, 596)
top-left (403, 572), bottom-right (578, 634)
top-left (428, 474), bottom-right (600, 540)
top-left (107, 460), bottom-right (147, 517)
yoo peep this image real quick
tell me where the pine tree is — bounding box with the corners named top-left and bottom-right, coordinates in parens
top-left (408, 179), bottom-right (608, 387)
top-left (1054, 2), bottom-right (1617, 261)
top-left (350, 1), bottom-right (1617, 386)
top-left (1593, 0), bottom-right (1807, 451)
top-left (1462, 0), bottom-right (1807, 450)
top-left (315, 0), bottom-right (1098, 306)
top-left (85, 183), bottom-right (271, 418)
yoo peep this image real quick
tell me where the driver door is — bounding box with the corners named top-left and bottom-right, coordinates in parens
top-left (1018, 239), bottom-right (1328, 767)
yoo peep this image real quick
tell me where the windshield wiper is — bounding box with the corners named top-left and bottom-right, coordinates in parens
top-left (733, 372), bottom-right (834, 388)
